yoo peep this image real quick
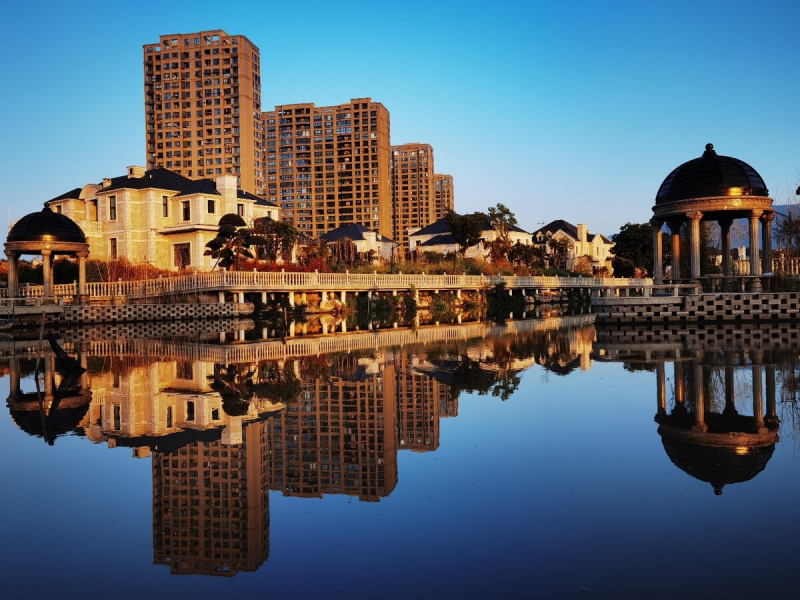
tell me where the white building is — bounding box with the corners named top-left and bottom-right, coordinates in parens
top-left (46, 166), bottom-right (278, 271)
top-left (532, 220), bottom-right (614, 273)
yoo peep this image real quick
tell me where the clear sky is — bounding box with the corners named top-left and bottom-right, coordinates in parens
top-left (2, 0), bottom-right (798, 239)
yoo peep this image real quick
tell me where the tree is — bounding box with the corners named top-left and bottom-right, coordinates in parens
top-left (611, 222), bottom-right (654, 275)
top-left (298, 238), bottom-right (330, 271)
top-left (508, 242), bottom-right (545, 271)
top-left (487, 203), bottom-right (518, 262)
top-left (547, 237), bottom-right (572, 270)
top-left (572, 255), bottom-right (593, 275)
top-left (446, 211), bottom-right (487, 261)
top-left (253, 217), bottom-right (299, 263)
top-left (204, 214), bottom-right (265, 271)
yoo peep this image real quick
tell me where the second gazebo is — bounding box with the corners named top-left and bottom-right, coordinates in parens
top-left (651, 143), bottom-right (775, 292)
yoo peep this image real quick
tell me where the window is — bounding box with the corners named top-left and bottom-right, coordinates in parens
top-left (174, 243), bottom-right (190, 269)
top-left (110, 238), bottom-right (118, 259)
top-left (207, 199), bottom-right (215, 214)
top-left (182, 200), bottom-right (190, 221)
top-left (109, 195), bottom-right (117, 220)
top-left (162, 195), bottom-right (169, 217)
top-left (167, 406), bottom-right (173, 428)
top-left (237, 203), bottom-right (244, 217)
top-left (186, 401), bottom-right (195, 421)
top-left (54, 205), bottom-right (62, 214)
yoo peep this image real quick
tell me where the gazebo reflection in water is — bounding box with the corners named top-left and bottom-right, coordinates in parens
top-left (655, 350), bottom-right (780, 495)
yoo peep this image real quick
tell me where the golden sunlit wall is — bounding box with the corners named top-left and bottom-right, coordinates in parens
top-left (144, 30), bottom-right (265, 197)
top-left (391, 143), bottom-right (436, 252)
top-left (433, 173), bottom-right (454, 221)
top-left (263, 98), bottom-right (392, 239)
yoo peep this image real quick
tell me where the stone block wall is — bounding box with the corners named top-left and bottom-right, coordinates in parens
top-left (62, 302), bottom-right (253, 325)
top-left (594, 293), bottom-right (800, 324)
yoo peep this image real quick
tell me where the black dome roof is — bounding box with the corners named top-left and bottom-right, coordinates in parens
top-left (656, 144), bottom-right (769, 205)
top-left (7, 207), bottom-right (87, 244)
top-left (662, 438), bottom-right (774, 495)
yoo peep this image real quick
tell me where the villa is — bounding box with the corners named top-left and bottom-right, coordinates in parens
top-left (45, 166), bottom-right (278, 271)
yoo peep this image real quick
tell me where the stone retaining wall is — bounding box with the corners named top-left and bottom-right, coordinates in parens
top-left (593, 293), bottom-right (800, 324)
top-left (63, 302), bottom-right (253, 324)
top-left (595, 322), bottom-right (800, 354)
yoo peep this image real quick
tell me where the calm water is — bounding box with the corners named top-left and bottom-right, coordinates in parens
top-left (3, 317), bottom-right (800, 599)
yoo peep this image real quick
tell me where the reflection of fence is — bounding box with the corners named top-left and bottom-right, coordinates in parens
top-left (0, 315), bottom-right (596, 362)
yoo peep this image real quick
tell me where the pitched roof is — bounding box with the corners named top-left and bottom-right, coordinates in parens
top-left (413, 214), bottom-right (530, 238)
top-left (420, 233), bottom-right (457, 246)
top-left (319, 223), bottom-right (381, 243)
top-left (48, 168), bottom-right (276, 206)
top-left (532, 219), bottom-right (578, 239)
top-left (413, 217), bottom-right (453, 236)
top-left (532, 220), bottom-right (612, 245)
top-left (49, 188), bottom-right (83, 202)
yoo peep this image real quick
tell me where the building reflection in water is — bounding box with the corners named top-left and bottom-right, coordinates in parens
top-left (2, 317), bottom-right (598, 575)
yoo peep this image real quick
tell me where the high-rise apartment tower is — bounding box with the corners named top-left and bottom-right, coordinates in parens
top-left (144, 30), bottom-right (265, 197)
top-left (263, 98), bottom-right (392, 239)
top-left (433, 173), bottom-right (454, 221)
top-left (391, 143), bottom-right (435, 253)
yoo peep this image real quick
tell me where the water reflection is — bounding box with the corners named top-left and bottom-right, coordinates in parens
top-left (595, 324), bottom-right (800, 495)
top-left (7, 317), bottom-right (800, 586)
top-left (1, 317), bottom-right (595, 577)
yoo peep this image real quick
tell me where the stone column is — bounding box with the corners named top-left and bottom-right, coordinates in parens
top-left (674, 362), bottom-right (685, 410)
top-left (42, 249), bottom-right (53, 298)
top-left (77, 251), bottom-right (88, 303)
top-left (752, 362), bottom-right (765, 432)
top-left (656, 362), bottom-right (667, 418)
top-left (692, 363), bottom-right (707, 432)
top-left (761, 212), bottom-right (774, 275)
top-left (651, 219), bottom-right (664, 285)
top-left (9, 357), bottom-right (20, 399)
top-left (765, 363), bottom-right (779, 427)
top-left (6, 251), bottom-right (19, 297)
top-left (687, 212), bottom-right (703, 281)
top-left (669, 221), bottom-right (682, 280)
top-left (749, 210), bottom-right (762, 275)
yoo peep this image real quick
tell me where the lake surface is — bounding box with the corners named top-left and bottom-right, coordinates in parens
top-left (3, 317), bottom-right (800, 599)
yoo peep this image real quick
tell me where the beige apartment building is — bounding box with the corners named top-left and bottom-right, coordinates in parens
top-left (263, 98), bottom-right (392, 239)
top-left (46, 166), bottom-right (278, 271)
top-left (433, 174), bottom-right (454, 221)
top-left (391, 143), bottom-right (435, 254)
top-left (144, 30), bottom-right (265, 197)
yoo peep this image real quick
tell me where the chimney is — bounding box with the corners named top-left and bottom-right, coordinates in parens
top-left (216, 174), bottom-right (238, 198)
top-left (577, 223), bottom-right (587, 244)
top-left (127, 165), bottom-right (146, 179)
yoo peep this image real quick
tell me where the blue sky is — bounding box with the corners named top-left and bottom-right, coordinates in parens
top-left (2, 0), bottom-right (798, 239)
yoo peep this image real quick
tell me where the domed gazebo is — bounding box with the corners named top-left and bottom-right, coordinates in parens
top-left (651, 144), bottom-right (775, 292)
top-left (4, 207), bottom-right (90, 301)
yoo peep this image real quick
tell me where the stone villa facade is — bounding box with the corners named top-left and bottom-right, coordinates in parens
top-left (46, 166), bottom-right (278, 271)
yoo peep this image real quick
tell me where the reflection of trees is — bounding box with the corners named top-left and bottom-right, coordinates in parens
top-left (210, 361), bottom-right (302, 415)
top-left (255, 361), bottom-right (302, 405)
top-left (774, 351), bottom-right (800, 443)
top-left (448, 355), bottom-right (493, 400)
top-left (209, 363), bottom-right (256, 416)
